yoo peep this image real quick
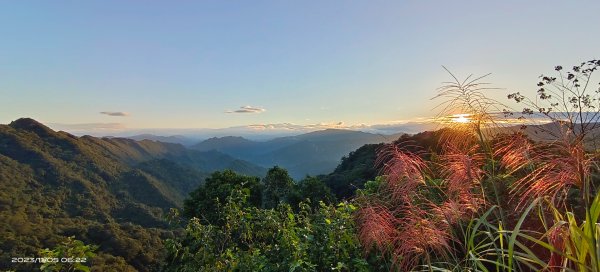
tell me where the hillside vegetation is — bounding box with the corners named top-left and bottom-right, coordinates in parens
top-left (0, 118), bottom-right (264, 271)
top-left (191, 129), bottom-right (400, 179)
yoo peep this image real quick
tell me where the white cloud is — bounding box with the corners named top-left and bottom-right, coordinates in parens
top-left (225, 106), bottom-right (266, 114)
top-left (100, 111), bottom-right (129, 117)
top-left (245, 121), bottom-right (374, 132)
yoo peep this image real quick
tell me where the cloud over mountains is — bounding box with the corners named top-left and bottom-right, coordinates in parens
top-left (100, 111), bottom-right (129, 117)
top-left (225, 106), bottom-right (266, 114)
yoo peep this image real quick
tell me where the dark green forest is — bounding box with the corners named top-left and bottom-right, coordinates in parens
top-left (0, 118), bottom-right (268, 271)
top-left (0, 115), bottom-right (414, 271)
top-left (0, 117), bottom-right (393, 271)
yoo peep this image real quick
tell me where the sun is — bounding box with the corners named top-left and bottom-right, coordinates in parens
top-left (452, 114), bottom-right (471, 123)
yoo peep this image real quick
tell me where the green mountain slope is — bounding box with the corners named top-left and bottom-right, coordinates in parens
top-left (0, 118), bottom-right (264, 271)
top-left (320, 130), bottom-right (446, 199)
top-left (191, 129), bottom-right (400, 179)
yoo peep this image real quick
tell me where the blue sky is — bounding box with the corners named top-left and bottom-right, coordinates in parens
top-left (1, 1), bottom-right (599, 135)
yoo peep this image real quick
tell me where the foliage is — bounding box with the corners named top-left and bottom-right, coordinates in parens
top-left (136, 159), bottom-right (208, 200)
top-left (496, 61), bottom-right (600, 270)
top-left (183, 170), bottom-right (262, 225)
top-left (165, 189), bottom-right (370, 271)
top-left (442, 60), bottom-right (600, 272)
top-left (0, 120), bottom-right (159, 271)
top-left (463, 204), bottom-right (544, 272)
top-left (355, 60), bottom-right (600, 271)
top-left (507, 60), bottom-right (600, 205)
top-left (7, 60), bottom-right (600, 272)
top-left (321, 131), bottom-right (447, 200)
top-left (508, 60), bottom-right (600, 139)
top-left (463, 191), bottom-right (600, 272)
top-left (288, 176), bottom-right (336, 209)
top-left (321, 144), bottom-right (381, 199)
top-left (38, 236), bottom-right (97, 272)
top-left (262, 166), bottom-right (295, 209)
top-left (540, 193), bottom-right (600, 271)
top-left (0, 118), bottom-right (257, 271)
top-left (356, 134), bottom-right (489, 271)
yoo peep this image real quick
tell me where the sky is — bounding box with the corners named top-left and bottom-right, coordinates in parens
top-left (1, 1), bottom-right (599, 136)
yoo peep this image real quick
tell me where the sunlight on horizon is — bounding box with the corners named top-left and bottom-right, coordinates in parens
top-left (451, 114), bottom-right (471, 124)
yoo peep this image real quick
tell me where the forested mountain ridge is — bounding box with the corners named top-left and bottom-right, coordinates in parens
top-left (0, 118), bottom-right (473, 271)
top-left (320, 130), bottom-right (447, 199)
top-left (125, 134), bottom-right (195, 146)
top-left (191, 129), bottom-right (401, 179)
top-left (0, 118), bottom-right (265, 271)
top-left (82, 134), bottom-right (266, 177)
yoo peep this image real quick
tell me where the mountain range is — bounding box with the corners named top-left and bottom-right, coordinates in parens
top-left (0, 118), bottom-right (266, 271)
top-left (3, 117), bottom-right (576, 271)
top-left (0, 118), bottom-right (405, 270)
top-left (189, 129), bottom-right (402, 179)
top-left (124, 134), bottom-right (196, 146)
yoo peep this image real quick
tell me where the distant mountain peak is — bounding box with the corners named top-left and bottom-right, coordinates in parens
top-left (208, 135), bottom-right (248, 140)
top-left (9, 118), bottom-right (54, 135)
top-left (126, 134), bottom-right (193, 146)
top-left (10, 117), bottom-right (44, 127)
top-left (201, 136), bottom-right (253, 144)
top-left (192, 135), bottom-right (256, 152)
top-left (322, 128), bottom-right (349, 131)
top-left (306, 128), bottom-right (358, 134)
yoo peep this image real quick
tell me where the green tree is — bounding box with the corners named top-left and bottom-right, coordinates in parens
top-left (39, 236), bottom-right (97, 272)
top-left (165, 189), bottom-right (369, 271)
top-left (288, 176), bottom-right (335, 209)
top-left (183, 170), bottom-right (262, 225)
top-left (261, 166), bottom-right (294, 209)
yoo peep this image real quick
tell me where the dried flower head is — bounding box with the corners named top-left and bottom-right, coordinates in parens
top-left (376, 142), bottom-right (428, 203)
top-left (356, 205), bottom-right (398, 252)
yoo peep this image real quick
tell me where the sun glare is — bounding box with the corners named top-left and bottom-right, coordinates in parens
top-left (452, 114), bottom-right (470, 123)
